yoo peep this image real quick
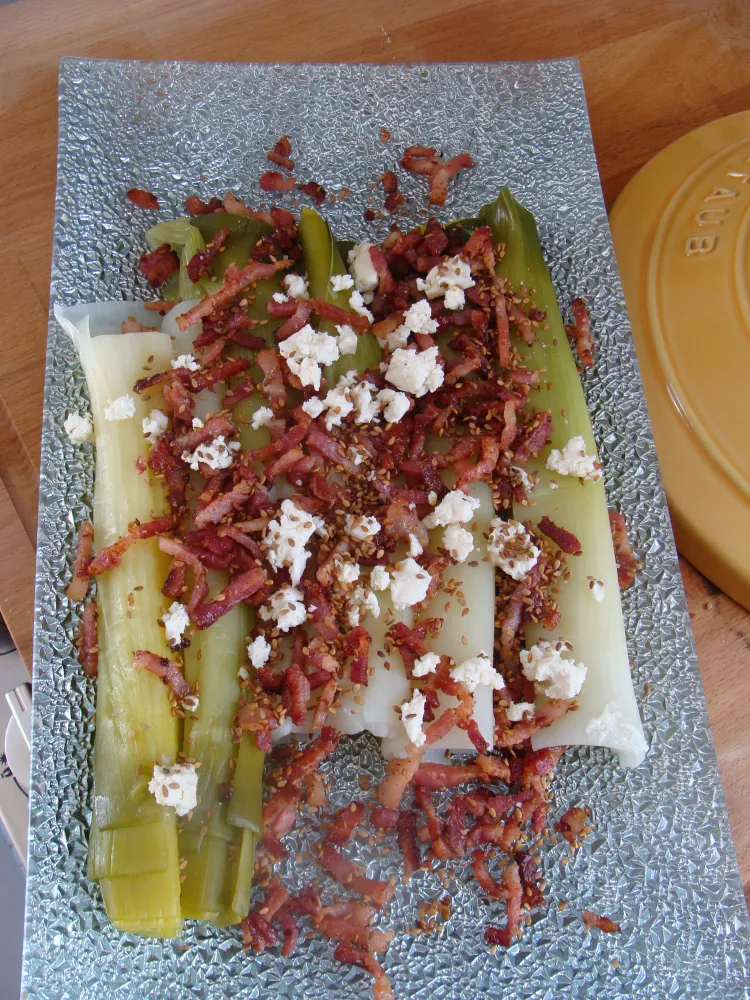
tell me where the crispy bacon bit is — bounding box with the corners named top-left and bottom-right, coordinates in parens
top-left (397, 810), bottom-right (421, 878)
top-left (297, 181), bottom-right (327, 205)
top-left (162, 558), bottom-right (187, 599)
top-left (276, 298), bottom-right (312, 340)
top-left (138, 244), bottom-right (180, 287)
top-left (582, 909), bottom-right (621, 934)
top-left (472, 849), bottom-right (504, 898)
top-left (474, 754), bottom-right (511, 783)
top-left (537, 515), bottom-right (582, 555)
top-left (158, 537), bottom-right (209, 614)
top-left (484, 862), bottom-right (523, 948)
top-left (333, 943), bottom-right (395, 1000)
top-left (455, 435), bottom-right (500, 491)
top-left (261, 784), bottom-right (300, 848)
top-left (126, 188), bottom-right (159, 209)
top-left (255, 348), bottom-right (287, 408)
top-left (412, 763), bottom-right (484, 790)
top-left (259, 170), bottom-right (296, 193)
top-left (78, 601), bottom-right (99, 677)
top-left (283, 663), bottom-right (312, 726)
top-left (242, 911), bottom-right (278, 952)
top-left (190, 566), bottom-right (265, 629)
top-left (326, 802), bottom-right (366, 844)
top-left (87, 515), bottom-right (176, 577)
top-left (276, 907), bottom-right (300, 955)
top-left (67, 521), bottom-right (94, 600)
top-left (193, 481), bottom-right (252, 529)
top-left (176, 260), bottom-right (292, 331)
top-left (609, 510), bottom-right (639, 591)
top-left (376, 747), bottom-right (426, 810)
top-left (308, 296), bottom-right (370, 332)
top-left (513, 410), bottom-right (552, 462)
top-left (566, 297), bottom-right (594, 368)
top-left (268, 135), bottom-right (294, 170)
top-left (371, 806), bottom-right (399, 830)
top-left (133, 649), bottom-right (194, 702)
top-left (344, 626), bottom-right (372, 686)
top-left (414, 786), bottom-right (450, 860)
top-left (222, 377), bottom-right (257, 408)
top-left (186, 226), bottom-right (231, 282)
top-left (185, 195), bottom-right (223, 215)
top-left (319, 844), bottom-right (394, 908)
top-left (379, 128), bottom-right (391, 143)
top-left (429, 152), bottom-right (473, 206)
top-left (556, 806), bottom-right (587, 845)
top-left (517, 850), bottom-right (544, 908)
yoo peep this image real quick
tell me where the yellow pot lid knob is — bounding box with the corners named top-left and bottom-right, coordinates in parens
top-left (610, 111), bottom-right (750, 610)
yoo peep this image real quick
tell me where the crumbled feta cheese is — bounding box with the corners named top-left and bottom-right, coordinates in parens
top-left (272, 291), bottom-right (289, 303)
top-left (192, 417), bottom-right (204, 429)
top-left (585, 701), bottom-right (647, 758)
top-left (370, 565), bottom-right (390, 591)
top-left (546, 435), bottom-right (601, 482)
top-left (278, 324), bottom-right (340, 391)
top-left (345, 514), bottom-right (381, 540)
top-left (379, 324), bottom-right (410, 351)
top-left (549, 481), bottom-right (559, 490)
top-left (400, 689), bottom-right (427, 747)
top-left (142, 408), bottom-right (169, 444)
top-left (347, 604), bottom-right (361, 627)
top-left (302, 396), bottom-right (325, 418)
top-left (322, 381), bottom-right (354, 430)
top-left (173, 354), bottom-right (200, 372)
top-left (424, 489), bottom-right (480, 528)
top-left (163, 601), bottom-right (190, 647)
top-left (264, 499), bottom-right (325, 585)
top-left (182, 436), bottom-right (240, 471)
top-left (506, 701), bottom-right (536, 722)
top-left (148, 763), bottom-right (198, 817)
top-left (451, 652), bottom-right (504, 692)
top-left (351, 380), bottom-right (381, 424)
top-left (238, 665), bottom-right (250, 682)
top-left (64, 411), bottom-right (94, 444)
top-left (403, 299), bottom-right (438, 335)
top-left (104, 394), bottom-right (136, 422)
top-left (336, 323), bottom-right (358, 356)
top-left (390, 557), bottom-right (430, 610)
top-left (416, 256), bottom-right (475, 311)
top-left (589, 578), bottom-right (605, 602)
top-left (427, 491), bottom-right (438, 506)
top-left (349, 289), bottom-right (374, 323)
top-left (347, 242), bottom-right (379, 297)
top-left (182, 694), bottom-right (200, 713)
top-left (349, 586), bottom-right (380, 623)
top-left (408, 534), bottom-right (424, 557)
top-left (283, 273), bottom-right (309, 299)
top-left (335, 561), bottom-right (361, 585)
top-left (520, 640), bottom-right (586, 700)
top-left (510, 464), bottom-right (535, 494)
top-left (331, 273), bottom-right (355, 293)
top-left (385, 346), bottom-right (444, 398)
top-left (259, 586), bottom-right (307, 632)
top-left (247, 635), bottom-right (271, 670)
top-left (488, 519), bottom-right (540, 580)
top-left (347, 444), bottom-right (367, 466)
top-left (377, 388), bottom-right (410, 423)
top-left (251, 406), bottom-right (274, 430)
top-left (443, 524), bottom-right (474, 562)
top-left (412, 651), bottom-right (441, 677)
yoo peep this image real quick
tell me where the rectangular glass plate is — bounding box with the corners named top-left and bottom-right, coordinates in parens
top-left (23, 58), bottom-right (750, 999)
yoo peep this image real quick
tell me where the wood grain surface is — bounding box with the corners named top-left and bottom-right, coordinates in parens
top-left (0, 0), bottom-right (748, 896)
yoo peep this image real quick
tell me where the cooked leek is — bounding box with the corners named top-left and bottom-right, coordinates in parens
top-left (479, 190), bottom-right (646, 766)
top-left (57, 306), bottom-right (183, 937)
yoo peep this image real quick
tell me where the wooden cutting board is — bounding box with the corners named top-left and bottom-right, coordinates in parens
top-left (0, 0), bottom-right (748, 898)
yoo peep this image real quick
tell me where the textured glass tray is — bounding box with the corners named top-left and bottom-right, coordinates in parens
top-left (23, 58), bottom-right (750, 1000)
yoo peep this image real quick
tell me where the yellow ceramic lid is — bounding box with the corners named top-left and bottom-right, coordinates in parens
top-left (610, 111), bottom-right (750, 610)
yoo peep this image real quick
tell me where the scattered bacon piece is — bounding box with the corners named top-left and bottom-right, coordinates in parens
top-left (185, 195), bottom-right (223, 215)
top-left (609, 510), bottom-right (639, 590)
top-left (537, 515), bottom-right (582, 555)
top-left (175, 259), bottom-right (292, 330)
top-left (484, 862), bottom-right (523, 948)
top-left (259, 170), bottom-right (296, 193)
top-left (397, 809), bottom-right (421, 879)
top-left (133, 649), bottom-right (194, 702)
top-left (297, 181), bottom-right (327, 205)
top-left (261, 784), bottom-right (301, 848)
top-left (556, 806), bottom-right (587, 845)
top-left (276, 907), bottom-right (300, 955)
top-left (193, 481), bottom-right (252, 529)
top-left (158, 537), bottom-right (209, 614)
top-left (414, 786), bottom-right (450, 860)
top-left (267, 135), bottom-right (294, 170)
top-left (319, 844), bottom-right (395, 907)
top-left (256, 348), bottom-right (287, 408)
top-left (379, 128), bottom-right (391, 143)
top-left (517, 849), bottom-right (544, 908)
top-left (376, 747), bottom-right (425, 810)
top-left (283, 663), bottom-right (312, 726)
top-left (513, 410), bottom-right (552, 462)
top-left (566, 297), bottom-right (594, 368)
top-left (582, 909), bottom-right (621, 934)
top-left (412, 763), bottom-right (484, 790)
top-left (370, 807), bottom-right (399, 830)
top-left (333, 943), bottom-right (394, 1000)
top-left (241, 911), bottom-right (278, 952)
top-left (326, 802), bottom-right (366, 844)
top-left (186, 226), bottom-right (231, 282)
top-left (344, 626), bottom-right (372, 686)
top-left (78, 601), bottom-right (99, 677)
top-left (126, 188), bottom-right (159, 209)
top-left (67, 521), bottom-right (94, 600)
top-left (455, 435), bottom-right (500, 491)
top-left (190, 566), bottom-right (266, 629)
top-left (138, 244), bottom-right (180, 287)
top-left (87, 515), bottom-right (176, 577)
top-left (429, 152), bottom-right (473, 206)
top-left (308, 297), bottom-right (370, 332)
top-left (162, 558), bottom-right (187, 599)
top-left (472, 850), bottom-right (504, 898)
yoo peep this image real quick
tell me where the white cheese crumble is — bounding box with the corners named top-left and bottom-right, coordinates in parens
top-left (251, 406), bottom-right (275, 430)
top-left (416, 256), bottom-right (475, 310)
top-left (247, 635), bottom-right (271, 670)
top-left (427, 491), bottom-right (438, 506)
top-left (488, 519), bottom-right (540, 581)
top-left (173, 354), bottom-right (200, 372)
top-left (510, 464), bottom-right (535, 494)
top-left (347, 444), bottom-right (367, 466)
top-left (385, 346), bottom-right (444, 398)
top-left (520, 640), bottom-right (587, 700)
top-left (278, 324), bottom-right (340, 391)
top-left (335, 561), bottom-right (361, 584)
top-left (589, 578), bottom-right (605, 602)
top-left (64, 411), bottom-right (94, 444)
top-left (104, 394), bottom-right (136, 422)
top-left (163, 601), bottom-right (190, 646)
top-left (408, 534), bottom-right (424, 557)
top-left (192, 417), bottom-right (204, 429)
top-left (347, 242), bottom-right (379, 298)
top-left (349, 289), bottom-right (374, 323)
top-left (400, 689), bottom-right (427, 747)
top-left (148, 763), bottom-right (198, 817)
top-left (182, 436), bottom-right (240, 471)
top-left (182, 694), bottom-right (200, 714)
top-left (390, 558), bottom-right (430, 610)
top-left (142, 408), bottom-right (169, 444)
top-left (377, 388), bottom-right (410, 423)
top-left (302, 396), bottom-right (325, 418)
top-left (402, 299), bottom-right (438, 336)
top-left (412, 651), bottom-right (441, 678)
top-left (506, 701), bottom-right (536, 722)
top-left (351, 380), bottom-right (381, 424)
top-left (585, 701), bottom-right (647, 758)
top-left (259, 586), bottom-right (307, 632)
top-left (545, 435), bottom-right (601, 482)
top-left (370, 565), bottom-right (391, 591)
top-left (345, 514), bottom-right (381, 540)
top-left (450, 652), bottom-right (504, 693)
top-left (443, 524), bottom-right (474, 562)
top-left (283, 273), bottom-right (309, 299)
top-left (238, 665), bottom-right (250, 682)
top-left (264, 499), bottom-right (325, 585)
top-left (272, 291), bottom-right (289, 303)
top-left (424, 489), bottom-right (480, 528)
top-left (331, 273), bottom-right (355, 293)
top-left (322, 381), bottom-right (354, 430)
top-left (336, 323), bottom-right (358, 356)
top-left (348, 586), bottom-right (380, 625)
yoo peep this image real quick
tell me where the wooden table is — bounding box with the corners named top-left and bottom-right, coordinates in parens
top-left (1, 0), bottom-right (748, 896)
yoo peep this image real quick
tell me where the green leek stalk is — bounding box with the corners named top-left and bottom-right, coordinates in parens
top-left (298, 207), bottom-right (381, 386)
top-left (57, 308), bottom-right (183, 936)
top-left (145, 217), bottom-right (212, 301)
top-left (478, 190), bottom-right (646, 766)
